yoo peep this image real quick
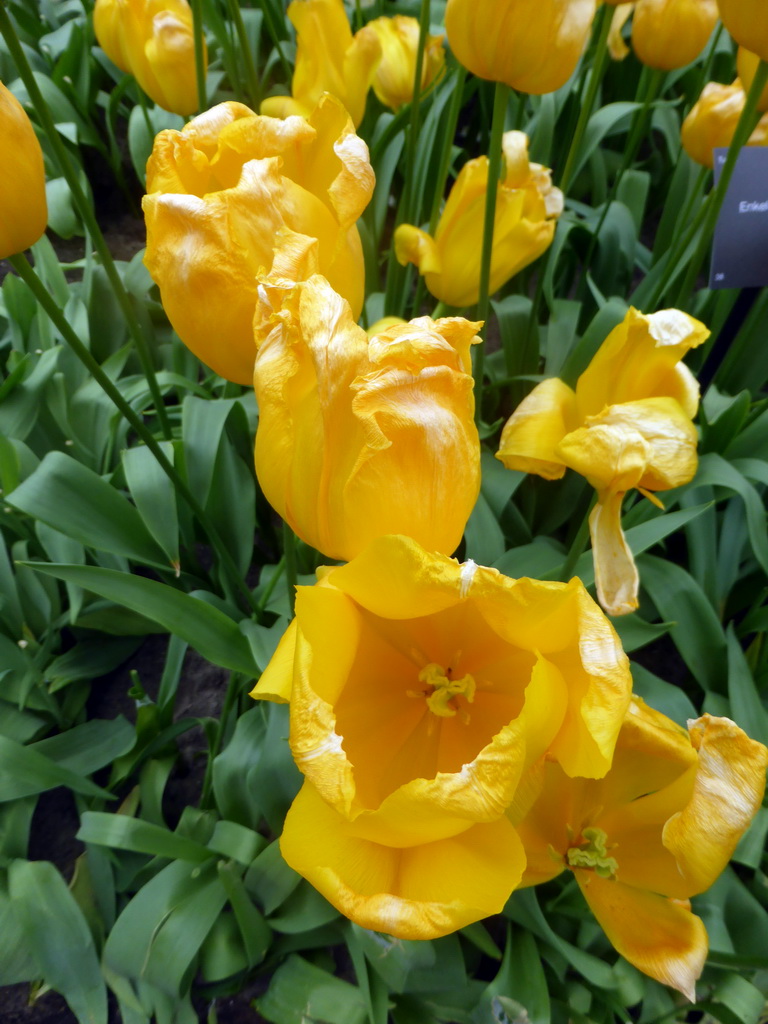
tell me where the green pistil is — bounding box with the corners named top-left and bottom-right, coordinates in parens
top-left (566, 827), bottom-right (618, 879)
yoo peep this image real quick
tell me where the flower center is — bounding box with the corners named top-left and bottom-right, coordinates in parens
top-left (566, 827), bottom-right (618, 879)
top-left (408, 662), bottom-right (476, 721)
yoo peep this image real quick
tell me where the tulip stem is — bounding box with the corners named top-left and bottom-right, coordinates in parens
top-left (428, 65), bottom-right (468, 235)
top-left (402, 0), bottom-right (432, 227)
top-left (282, 523), bottom-right (298, 618)
top-left (200, 671), bottom-right (243, 808)
top-left (0, 0), bottom-right (172, 442)
top-left (225, 0), bottom-right (261, 108)
top-left (190, 0), bottom-right (207, 112)
top-left (558, 4), bottom-right (613, 194)
top-left (673, 59), bottom-right (768, 310)
top-left (7, 252), bottom-right (262, 620)
top-left (474, 80), bottom-right (510, 424)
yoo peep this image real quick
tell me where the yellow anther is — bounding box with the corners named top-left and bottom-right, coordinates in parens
top-left (415, 663), bottom-right (476, 719)
top-left (566, 826), bottom-right (618, 879)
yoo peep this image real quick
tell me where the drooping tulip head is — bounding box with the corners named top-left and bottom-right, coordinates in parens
top-left (0, 82), bottom-right (47, 260)
top-left (260, 0), bottom-right (381, 127)
top-left (252, 274), bottom-right (482, 560)
top-left (252, 534), bottom-right (633, 938)
top-left (445, 0), bottom-right (597, 95)
top-left (142, 95), bottom-right (374, 385)
top-left (368, 15), bottom-right (445, 111)
top-left (395, 131), bottom-right (563, 307)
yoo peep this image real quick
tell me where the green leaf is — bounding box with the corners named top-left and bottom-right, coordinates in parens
top-left (726, 625), bottom-right (768, 745)
top-left (0, 734), bottom-right (114, 802)
top-left (122, 442), bottom-right (180, 568)
top-left (31, 717), bottom-right (136, 776)
top-left (257, 954), bottom-right (367, 1024)
top-left (24, 563), bottom-right (260, 678)
top-left (7, 452), bottom-right (167, 567)
top-left (9, 859), bottom-right (107, 1024)
top-left (77, 811), bottom-right (213, 863)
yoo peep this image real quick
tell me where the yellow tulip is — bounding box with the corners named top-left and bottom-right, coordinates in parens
top-left (718, 0), bottom-right (768, 63)
top-left (142, 95), bottom-right (374, 385)
top-left (496, 307), bottom-right (709, 616)
top-left (94, 0), bottom-right (203, 115)
top-left (632, 0), bottom-right (718, 70)
top-left (0, 82), bottom-right (47, 260)
top-left (444, 0), bottom-right (596, 95)
top-left (260, 0), bottom-right (381, 128)
top-left (252, 274), bottom-right (482, 560)
top-left (252, 534), bottom-right (633, 939)
top-left (395, 131), bottom-right (563, 308)
top-left (517, 699), bottom-right (768, 998)
top-left (367, 16), bottom-right (445, 112)
top-left (736, 47), bottom-right (768, 112)
top-left (607, 4), bottom-right (633, 60)
top-left (681, 79), bottom-right (768, 168)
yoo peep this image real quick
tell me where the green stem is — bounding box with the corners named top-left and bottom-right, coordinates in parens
top-left (687, 23), bottom-right (724, 118)
top-left (190, 0), bottom-right (206, 111)
top-left (8, 252), bottom-right (261, 619)
top-left (256, 555), bottom-right (286, 617)
top-left (354, 0), bottom-right (364, 31)
top-left (558, 5), bottom-right (613, 194)
top-left (474, 81), bottom-right (510, 425)
top-left (282, 522), bottom-right (298, 618)
top-left (225, 0), bottom-right (260, 108)
top-left (0, 0), bottom-right (172, 441)
top-left (200, 672), bottom-right (242, 808)
top-left (402, 0), bottom-right (432, 226)
top-left (428, 65), bottom-right (467, 234)
top-left (559, 495), bottom-right (596, 582)
top-left (674, 59), bottom-right (768, 308)
top-left (261, 0), bottom-right (293, 84)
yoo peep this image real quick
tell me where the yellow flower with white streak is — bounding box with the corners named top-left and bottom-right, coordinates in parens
top-left (251, 534), bottom-right (632, 939)
top-left (517, 699), bottom-right (768, 999)
top-left (496, 307), bottom-right (709, 616)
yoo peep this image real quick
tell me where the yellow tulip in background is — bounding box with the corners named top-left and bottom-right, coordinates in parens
top-left (0, 81), bottom-right (47, 260)
top-left (395, 131), bottom-right (563, 308)
top-left (445, 0), bottom-right (596, 95)
top-left (518, 698), bottom-right (768, 998)
top-left (367, 16), bottom-right (445, 112)
top-left (717, 0), bottom-right (768, 63)
top-left (260, 0), bottom-right (381, 128)
top-left (142, 95), bottom-right (373, 385)
top-left (252, 534), bottom-right (632, 939)
top-left (681, 79), bottom-right (768, 167)
top-left (93, 0), bottom-right (203, 115)
top-left (496, 307), bottom-right (708, 616)
top-left (736, 47), bottom-right (768, 111)
top-left (252, 274), bottom-right (482, 561)
top-left (631, 0), bottom-right (719, 70)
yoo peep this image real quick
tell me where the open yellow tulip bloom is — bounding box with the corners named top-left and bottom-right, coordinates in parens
top-left (445, 0), bottom-right (596, 95)
top-left (718, 0), bottom-right (768, 63)
top-left (517, 698), bottom-right (768, 998)
top-left (496, 307), bottom-right (709, 616)
top-left (252, 275), bottom-right (481, 560)
top-left (681, 80), bottom-right (768, 168)
top-left (632, 0), bottom-right (718, 70)
top-left (260, 0), bottom-right (381, 128)
top-left (0, 82), bottom-right (47, 260)
top-left (368, 16), bottom-right (445, 112)
top-left (252, 534), bottom-right (632, 938)
top-left (395, 131), bottom-right (563, 308)
top-left (94, 0), bottom-right (203, 115)
top-left (142, 95), bottom-right (373, 385)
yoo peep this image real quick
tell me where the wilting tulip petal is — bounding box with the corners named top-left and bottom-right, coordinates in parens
top-left (0, 82), bottom-right (47, 260)
top-left (396, 131), bottom-right (563, 307)
top-left (143, 95), bottom-right (373, 384)
top-left (281, 781), bottom-right (527, 940)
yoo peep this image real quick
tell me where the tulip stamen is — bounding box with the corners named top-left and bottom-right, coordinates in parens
top-left (408, 662), bottom-right (477, 721)
top-left (566, 826), bottom-right (618, 879)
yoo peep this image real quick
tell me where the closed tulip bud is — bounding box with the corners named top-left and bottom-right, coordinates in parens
top-left (736, 47), bottom-right (768, 111)
top-left (142, 95), bottom-right (374, 385)
top-left (718, 0), bottom-right (768, 63)
top-left (632, 0), bottom-right (718, 70)
top-left (395, 131), bottom-right (563, 308)
top-left (519, 698), bottom-right (767, 998)
top-left (0, 82), bottom-right (47, 260)
top-left (94, 0), bottom-right (203, 116)
top-left (445, 0), bottom-right (596, 95)
top-left (497, 307), bottom-right (709, 616)
top-left (681, 80), bottom-right (768, 167)
top-left (252, 534), bottom-right (632, 939)
top-left (260, 0), bottom-right (381, 128)
top-left (253, 275), bottom-right (482, 561)
top-left (367, 16), bottom-right (445, 112)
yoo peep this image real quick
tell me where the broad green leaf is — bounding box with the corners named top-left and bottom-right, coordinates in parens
top-left (630, 663), bottom-right (698, 725)
top-left (24, 563), bottom-right (260, 678)
top-left (0, 734), bottom-right (114, 802)
top-left (8, 452), bottom-right (167, 567)
top-left (726, 625), bottom-right (768, 745)
top-left (78, 811), bottom-right (212, 862)
top-left (31, 717), bottom-right (136, 775)
top-left (257, 954), bottom-right (367, 1024)
top-left (122, 442), bottom-right (180, 568)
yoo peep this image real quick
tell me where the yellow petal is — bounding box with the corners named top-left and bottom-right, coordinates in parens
top-left (281, 780), bottom-right (526, 939)
top-left (249, 618), bottom-right (298, 703)
top-left (496, 378), bottom-right (578, 480)
top-left (394, 224), bottom-right (443, 275)
top-left (608, 4), bottom-right (633, 60)
top-left (575, 870), bottom-right (707, 1000)
top-left (588, 491), bottom-right (639, 617)
top-left (0, 83), bottom-right (48, 260)
top-left (662, 714), bottom-right (768, 894)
